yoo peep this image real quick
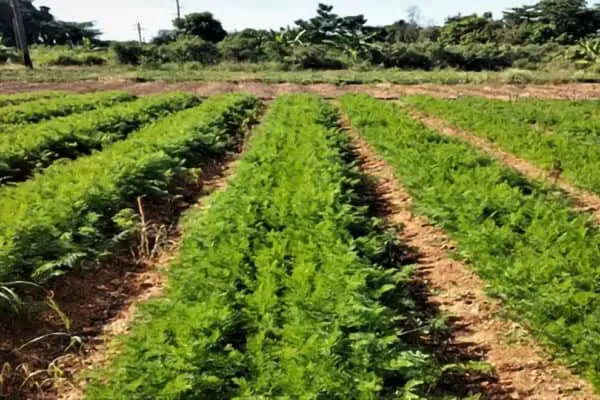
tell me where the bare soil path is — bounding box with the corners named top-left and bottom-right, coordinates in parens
top-left (405, 107), bottom-right (600, 225)
top-left (343, 114), bottom-right (598, 399)
top-left (2, 80), bottom-right (600, 99)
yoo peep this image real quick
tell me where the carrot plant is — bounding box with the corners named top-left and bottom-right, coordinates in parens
top-left (340, 94), bottom-right (600, 388)
top-left (85, 95), bottom-right (449, 399)
top-left (0, 91), bottom-right (135, 125)
top-left (0, 94), bottom-right (259, 282)
top-left (405, 96), bottom-right (600, 193)
top-left (0, 92), bottom-right (198, 184)
top-left (0, 91), bottom-right (63, 108)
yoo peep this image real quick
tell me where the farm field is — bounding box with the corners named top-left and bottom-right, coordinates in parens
top-left (1, 87), bottom-right (600, 399)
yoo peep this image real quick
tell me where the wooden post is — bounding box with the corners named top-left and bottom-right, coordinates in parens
top-left (175, 0), bottom-right (181, 21)
top-left (9, 0), bottom-right (33, 69)
top-left (137, 22), bottom-right (143, 44)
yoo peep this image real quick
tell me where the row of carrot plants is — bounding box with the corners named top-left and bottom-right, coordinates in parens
top-left (85, 95), bottom-right (448, 399)
top-left (0, 91), bottom-right (134, 125)
top-left (0, 92), bottom-right (198, 184)
top-left (0, 93), bottom-right (259, 282)
top-left (340, 94), bottom-right (600, 388)
top-left (405, 96), bottom-right (600, 194)
top-left (472, 98), bottom-right (600, 141)
top-left (0, 91), bottom-right (62, 108)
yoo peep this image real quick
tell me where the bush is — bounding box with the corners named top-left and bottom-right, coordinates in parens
top-left (379, 43), bottom-right (434, 69)
top-left (218, 29), bottom-right (268, 62)
top-left (501, 68), bottom-right (535, 83)
top-left (112, 42), bottom-right (144, 65)
top-left (46, 55), bottom-right (83, 66)
top-left (285, 46), bottom-right (347, 70)
top-left (0, 46), bottom-right (20, 64)
top-left (82, 55), bottom-right (107, 65)
top-left (441, 44), bottom-right (513, 71)
top-left (163, 36), bottom-right (219, 64)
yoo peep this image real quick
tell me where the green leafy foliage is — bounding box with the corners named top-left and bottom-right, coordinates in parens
top-left (85, 95), bottom-right (447, 399)
top-left (405, 96), bottom-right (600, 193)
top-left (0, 92), bottom-right (199, 183)
top-left (0, 91), bottom-right (135, 125)
top-left (0, 91), bottom-right (63, 108)
top-left (0, 94), bottom-right (259, 282)
top-left (339, 94), bottom-right (600, 388)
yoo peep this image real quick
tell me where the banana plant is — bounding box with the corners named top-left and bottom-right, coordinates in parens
top-left (275, 29), bottom-right (307, 47)
top-left (575, 38), bottom-right (600, 66)
top-left (322, 31), bottom-right (381, 61)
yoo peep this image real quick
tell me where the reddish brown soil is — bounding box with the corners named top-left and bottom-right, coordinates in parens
top-left (344, 116), bottom-right (598, 399)
top-left (406, 108), bottom-right (600, 225)
top-left (2, 81), bottom-right (600, 99)
top-left (0, 156), bottom-right (240, 400)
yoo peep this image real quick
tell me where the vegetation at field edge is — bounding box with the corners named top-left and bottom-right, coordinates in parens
top-left (339, 94), bottom-right (600, 389)
top-left (1, 65), bottom-right (600, 85)
top-left (84, 94), bottom-right (472, 399)
top-left (0, 92), bottom-right (199, 184)
top-left (0, 93), bottom-right (259, 283)
top-left (405, 96), bottom-right (600, 194)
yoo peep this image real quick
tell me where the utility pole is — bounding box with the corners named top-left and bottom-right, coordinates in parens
top-left (136, 22), bottom-right (143, 44)
top-left (9, 0), bottom-right (33, 69)
top-left (175, 0), bottom-right (182, 21)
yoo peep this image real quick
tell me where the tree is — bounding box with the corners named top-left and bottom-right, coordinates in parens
top-left (218, 29), bottom-right (272, 62)
top-left (383, 20), bottom-right (421, 43)
top-left (173, 12), bottom-right (227, 43)
top-left (503, 0), bottom-right (600, 44)
top-left (0, 1), bottom-right (100, 46)
top-left (440, 13), bottom-right (502, 44)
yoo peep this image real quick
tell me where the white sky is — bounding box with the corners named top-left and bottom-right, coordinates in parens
top-left (37, 0), bottom-right (537, 41)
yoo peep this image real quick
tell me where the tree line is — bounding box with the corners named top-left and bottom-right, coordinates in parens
top-left (2, 0), bottom-right (599, 70)
top-left (0, 0), bottom-right (99, 46)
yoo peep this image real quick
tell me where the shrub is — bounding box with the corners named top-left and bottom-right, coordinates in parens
top-left (82, 55), bottom-right (107, 65)
top-left (46, 55), bottom-right (83, 66)
top-left (285, 45), bottom-right (347, 70)
top-left (112, 42), bottom-right (144, 65)
top-left (379, 43), bottom-right (434, 69)
top-left (163, 36), bottom-right (220, 64)
top-left (218, 29), bottom-right (268, 62)
top-left (0, 46), bottom-right (20, 64)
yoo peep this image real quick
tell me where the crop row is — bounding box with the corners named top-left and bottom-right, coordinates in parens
top-left (340, 94), bottom-right (600, 388)
top-left (85, 95), bottom-right (446, 399)
top-left (0, 93), bottom-right (259, 282)
top-left (405, 96), bottom-right (600, 194)
top-left (0, 92), bottom-right (198, 184)
top-left (478, 98), bottom-right (600, 141)
top-left (0, 91), bottom-right (135, 126)
top-left (0, 91), bottom-right (62, 108)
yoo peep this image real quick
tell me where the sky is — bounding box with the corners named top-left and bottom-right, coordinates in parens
top-left (38, 0), bottom-right (537, 41)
